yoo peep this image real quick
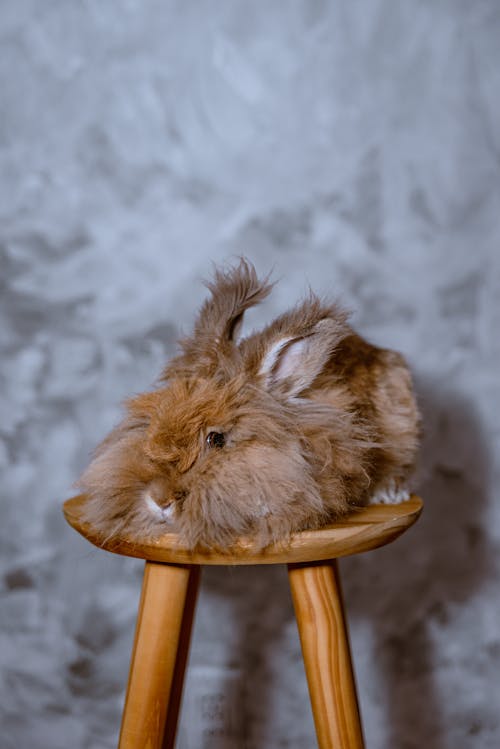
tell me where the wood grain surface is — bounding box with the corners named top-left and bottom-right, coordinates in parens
top-left (288, 560), bottom-right (365, 749)
top-left (118, 561), bottom-right (200, 749)
top-left (63, 495), bottom-right (423, 565)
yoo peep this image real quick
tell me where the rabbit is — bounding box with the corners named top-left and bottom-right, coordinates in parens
top-left (77, 259), bottom-right (420, 550)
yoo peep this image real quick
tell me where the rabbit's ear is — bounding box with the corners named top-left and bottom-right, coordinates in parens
top-left (174, 260), bottom-right (273, 376)
top-left (260, 318), bottom-right (342, 397)
top-left (197, 258), bottom-right (273, 344)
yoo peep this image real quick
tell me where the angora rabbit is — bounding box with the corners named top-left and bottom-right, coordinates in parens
top-left (78, 260), bottom-right (420, 549)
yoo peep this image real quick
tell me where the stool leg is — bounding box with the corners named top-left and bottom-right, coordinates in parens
top-left (161, 564), bottom-right (200, 749)
top-left (288, 560), bottom-right (365, 749)
top-left (118, 561), bottom-right (200, 749)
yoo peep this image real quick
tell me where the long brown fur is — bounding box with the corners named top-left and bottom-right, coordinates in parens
top-left (77, 259), bottom-right (420, 550)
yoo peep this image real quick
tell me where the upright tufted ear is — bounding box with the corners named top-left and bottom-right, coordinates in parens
top-left (167, 259), bottom-right (273, 377)
top-left (259, 318), bottom-right (344, 398)
top-left (196, 258), bottom-right (273, 344)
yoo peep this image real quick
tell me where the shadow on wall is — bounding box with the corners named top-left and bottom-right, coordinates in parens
top-left (342, 379), bottom-right (493, 749)
top-left (196, 563), bottom-right (302, 748)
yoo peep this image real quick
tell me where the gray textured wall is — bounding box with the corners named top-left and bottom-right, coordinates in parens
top-left (1, 2), bottom-right (499, 747)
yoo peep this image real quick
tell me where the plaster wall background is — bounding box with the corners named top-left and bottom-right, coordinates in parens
top-left (1, 2), bottom-right (499, 747)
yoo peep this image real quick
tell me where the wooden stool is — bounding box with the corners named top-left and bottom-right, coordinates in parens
top-left (63, 495), bottom-right (423, 749)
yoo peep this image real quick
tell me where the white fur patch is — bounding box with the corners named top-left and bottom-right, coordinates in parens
top-left (255, 500), bottom-right (271, 518)
top-left (259, 336), bottom-right (317, 396)
top-left (259, 338), bottom-right (293, 378)
top-left (143, 490), bottom-right (176, 523)
top-left (368, 482), bottom-right (410, 505)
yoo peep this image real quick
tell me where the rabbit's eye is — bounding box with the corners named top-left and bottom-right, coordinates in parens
top-left (206, 431), bottom-right (226, 449)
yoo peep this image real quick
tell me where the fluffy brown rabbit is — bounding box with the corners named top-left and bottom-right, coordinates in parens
top-left (77, 259), bottom-right (420, 550)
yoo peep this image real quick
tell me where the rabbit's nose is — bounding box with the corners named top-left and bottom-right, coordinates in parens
top-left (143, 490), bottom-right (176, 522)
top-left (159, 503), bottom-right (175, 521)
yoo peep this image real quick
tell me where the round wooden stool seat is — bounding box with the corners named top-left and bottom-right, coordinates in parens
top-left (63, 494), bottom-right (422, 565)
top-left (63, 495), bottom-right (423, 749)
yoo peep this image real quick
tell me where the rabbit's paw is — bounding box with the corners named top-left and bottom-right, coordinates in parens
top-left (369, 481), bottom-right (410, 505)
